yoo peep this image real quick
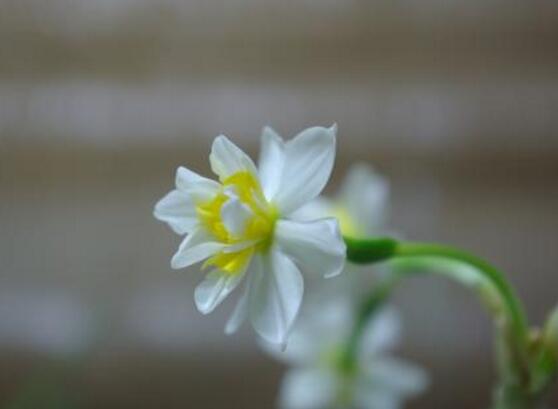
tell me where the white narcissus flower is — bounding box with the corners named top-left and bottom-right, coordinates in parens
top-left (264, 300), bottom-right (428, 409)
top-left (153, 126), bottom-right (346, 345)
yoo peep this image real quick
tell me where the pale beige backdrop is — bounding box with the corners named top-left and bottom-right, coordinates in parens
top-left (1, 1), bottom-right (557, 408)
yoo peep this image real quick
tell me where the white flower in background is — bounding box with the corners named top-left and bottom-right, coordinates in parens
top-left (264, 300), bottom-right (428, 409)
top-left (153, 126), bottom-right (346, 345)
top-left (292, 164), bottom-right (391, 300)
top-left (293, 163), bottom-right (389, 238)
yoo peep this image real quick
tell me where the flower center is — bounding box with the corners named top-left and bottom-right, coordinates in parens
top-left (195, 171), bottom-right (278, 275)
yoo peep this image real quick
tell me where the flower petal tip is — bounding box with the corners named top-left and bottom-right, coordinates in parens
top-left (170, 257), bottom-right (183, 270)
top-left (324, 266), bottom-right (344, 279)
top-left (152, 207), bottom-right (161, 220)
top-left (329, 123), bottom-right (338, 135)
top-left (194, 290), bottom-right (215, 315)
top-left (174, 166), bottom-right (189, 187)
top-left (262, 125), bottom-right (279, 136)
top-left (195, 305), bottom-right (213, 315)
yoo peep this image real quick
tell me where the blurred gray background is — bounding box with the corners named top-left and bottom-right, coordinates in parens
top-left (1, 1), bottom-right (557, 408)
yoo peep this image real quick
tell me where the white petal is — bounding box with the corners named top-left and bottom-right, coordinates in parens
top-left (220, 197), bottom-right (253, 237)
top-left (353, 387), bottom-right (399, 409)
top-left (272, 125), bottom-right (336, 214)
top-left (222, 240), bottom-right (259, 253)
top-left (224, 286), bottom-right (249, 335)
top-left (278, 368), bottom-right (337, 409)
top-left (340, 163), bottom-right (390, 236)
top-left (275, 218), bottom-right (345, 279)
top-left (358, 308), bottom-right (401, 359)
top-left (359, 356), bottom-right (429, 397)
top-left (258, 126), bottom-right (285, 201)
top-left (225, 255), bottom-right (262, 335)
top-left (259, 320), bottom-right (318, 366)
top-left (175, 166), bottom-right (220, 203)
top-left (194, 269), bottom-right (246, 314)
top-left (153, 189), bottom-right (198, 235)
top-left (288, 197), bottom-right (334, 223)
top-left (224, 266), bottom-right (255, 335)
top-left (209, 135), bottom-right (258, 181)
top-left (170, 229), bottom-right (224, 269)
top-left (249, 249), bottom-right (304, 345)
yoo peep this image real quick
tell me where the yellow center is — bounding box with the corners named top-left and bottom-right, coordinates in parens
top-left (195, 171), bottom-right (278, 275)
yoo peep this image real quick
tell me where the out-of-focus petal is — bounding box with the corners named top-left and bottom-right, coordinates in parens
top-left (288, 197), bottom-right (333, 223)
top-left (353, 387), bottom-right (400, 409)
top-left (272, 125), bottom-right (336, 215)
top-left (275, 218), bottom-right (345, 278)
top-left (279, 368), bottom-right (337, 409)
top-left (359, 356), bottom-right (429, 397)
top-left (358, 308), bottom-right (401, 359)
top-left (340, 163), bottom-right (389, 236)
top-left (259, 323), bottom-right (318, 366)
top-left (262, 297), bottom-right (353, 366)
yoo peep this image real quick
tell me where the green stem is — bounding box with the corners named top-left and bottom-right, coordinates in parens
top-left (344, 237), bottom-right (536, 407)
top-left (395, 242), bottom-right (528, 345)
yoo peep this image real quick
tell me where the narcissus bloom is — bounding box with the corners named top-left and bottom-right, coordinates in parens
top-left (263, 300), bottom-right (427, 409)
top-left (154, 126), bottom-right (346, 344)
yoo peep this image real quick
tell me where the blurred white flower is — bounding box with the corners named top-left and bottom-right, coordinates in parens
top-left (264, 300), bottom-right (428, 409)
top-left (292, 164), bottom-right (391, 301)
top-left (154, 126), bottom-right (346, 345)
top-left (293, 163), bottom-right (389, 238)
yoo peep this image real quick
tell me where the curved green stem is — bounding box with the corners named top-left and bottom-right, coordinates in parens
top-left (345, 237), bottom-right (528, 346)
top-left (396, 242), bottom-right (529, 350)
top-left (344, 236), bottom-right (535, 406)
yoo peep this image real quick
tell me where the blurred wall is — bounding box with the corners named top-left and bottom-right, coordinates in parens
top-left (1, 1), bottom-right (557, 408)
